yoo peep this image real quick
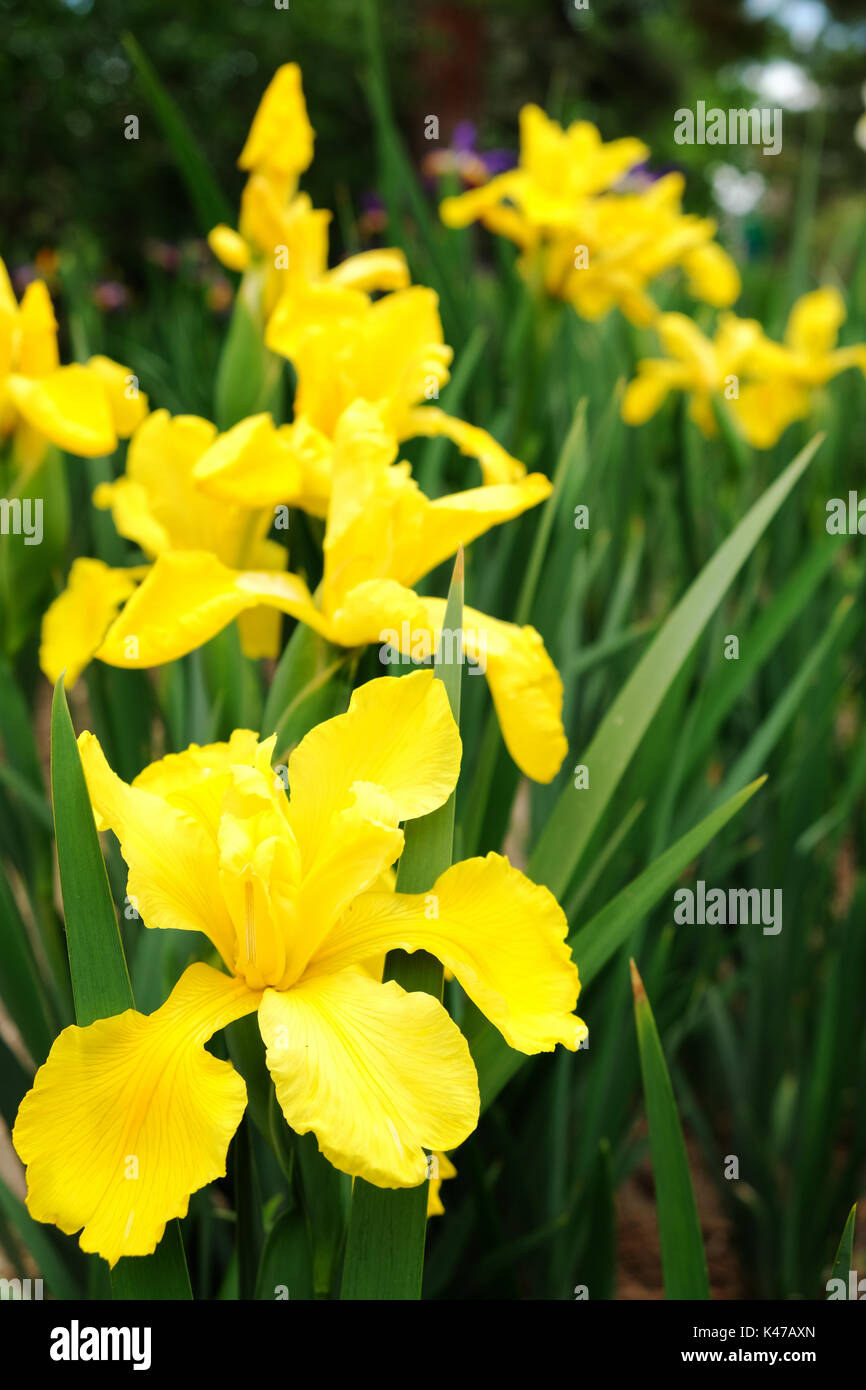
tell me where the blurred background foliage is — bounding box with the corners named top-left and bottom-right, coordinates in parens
top-left (5, 0), bottom-right (866, 273)
top-left (4, 0), bottom-right (866, 421)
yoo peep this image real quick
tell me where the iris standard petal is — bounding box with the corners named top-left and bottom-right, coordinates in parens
top-left (208, 223), bottom-right (251, 272)
top-left (192, 412), bottom-right (303, 508)
top-left (78, 730), bottom-right (238, 966)
top-left (285, 669), bottom-right (461, 868)
top-left (131, 729), bottom-right (274, 843)
top-left (327, 247), bottom-right (410, 294)
top-left (238, 62), bottom-right (314, 183)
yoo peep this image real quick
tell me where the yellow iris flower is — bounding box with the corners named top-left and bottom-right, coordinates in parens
top-left (536, 174), bottom-right (741, 327)
top-left (622, 288), bottom-right (866, 447)
top-left (40, 409), bottom-right (292, 685)
top-left (207, 63), bottom-right (409, 317)
top-left (13, 671), bottom-right (585, 1266)
top-left (265, 281), bottom-right (526, 493)
top-left (70, 400), bottom-right (566, 783)
top-left (439, 104), bottom-right (740, 325)
top-left (209, 64), bottom-right (521, 491)
top-left (440, 104), bottom-right (650, 237)
top-left (0, 258), bottom-right (147, 467)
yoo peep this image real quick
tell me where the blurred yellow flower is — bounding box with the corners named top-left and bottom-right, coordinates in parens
top-left (265, 283), bottom-right (526, 495)
top-left (13, 671), bottom-right (584, 1265)
top-left (441, 105), bottom-right (649, 236)
top-left (207, 63), bottom-right (409, 316)
top-left (40, 409), bottom-right (293, 684)
top-left (0, 259), bottom-right (147, 467)
top-left (539, 175), bottom-right (741, 327)
top-left (622, 310), bottom-right (765, 438)
top-left (69, 400), bottom-right (567, 783)
top-left (440, 105), bottom-right (740, 325)
top-left (622, 288), bottom-right (866, 448)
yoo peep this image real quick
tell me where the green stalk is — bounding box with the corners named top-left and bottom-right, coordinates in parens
top-left (341, 552), bottom-right (464, 1299)
top-left (631, 960), bottom-right (710, 1299)
top-left (50, 681), bottom-right (192, 1299)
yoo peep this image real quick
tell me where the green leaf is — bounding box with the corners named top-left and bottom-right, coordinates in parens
top-left (0, 449), bottom-right (69, 656)
top-left (631, 959), bottom-right (710, 1300)
top-left (50, 679), bottom-right (192, 1300)
top-left (0, 863), bottom-right (56, 1064)
top-left (829, 1204), bottom-right (857, 1296)
top-left (683, 532), bottom-right (841, 780)
top-left (51, 680), bottom-right (133, 1026)
top-left (711, 596), bottom-right (854, 810)
top-left (530, 433), bottom-right (823, 900)
top-left (121, 33), bottom-right (233, 236)
top-left (0, 1033), bottom-right (32, 1134)
top-left (110, 1223), bottom-right (193, 1301)
top-left (515, 398), bottom-right (588, 626)
top-left (255, 1209), bottom-right (314, 1302)
top-left (290, 1127), bottom-right (351, 1298)
top-left (214, 271), bottom-right (284, 430)
top-left (572, 778), bottom-right (765, 986)
top-left (0, 1175), bottom-right (77, 1300)
top-left (233, 1119), bottom-right (263, 1301)
top-left (341, 552), bottom-right (464, 1300)
top-left (262, 622), bottom-right (353, 761)
top-left (0, 654), bottom-right (44, 793)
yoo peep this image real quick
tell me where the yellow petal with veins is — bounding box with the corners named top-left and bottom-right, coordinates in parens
top-left (95, 551), bottom-right (323, 670)
top-left (311, 852), bottom-right (583, 1053)
top-left (13, 963), bottom-right (258, 1266)
top-left (78, 730), bottom-right (238, 967)
top-left (260, 968), bottom-right (479, 1187)
top-left (285, 669), bottom-right (461, 871)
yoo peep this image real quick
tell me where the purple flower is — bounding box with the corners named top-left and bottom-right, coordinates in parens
top-left (422, 121), bottom-right (516, 187)
top-left (92, 281), bottom-right (130, 312)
